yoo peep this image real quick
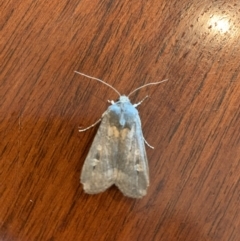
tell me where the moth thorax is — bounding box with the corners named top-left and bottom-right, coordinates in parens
top-left (119, 96), bottom-right (130, 103)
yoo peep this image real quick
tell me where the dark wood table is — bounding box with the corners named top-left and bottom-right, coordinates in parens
top-left (1, 1), bottom-right (239, 240)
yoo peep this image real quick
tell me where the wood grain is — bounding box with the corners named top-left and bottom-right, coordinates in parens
top-left (1, 0), bottom-right (239, 240)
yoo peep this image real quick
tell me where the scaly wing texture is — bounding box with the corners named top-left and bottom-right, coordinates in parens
top-left (115, 115), bottom-right (149, 198)
top-left (81, 108), bottom-right (149, 198)
top-left (80, 111), bottom-right (117, 194)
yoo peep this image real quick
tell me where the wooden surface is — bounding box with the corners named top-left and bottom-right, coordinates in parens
top-left (1, 1), bottom-right (240, 240)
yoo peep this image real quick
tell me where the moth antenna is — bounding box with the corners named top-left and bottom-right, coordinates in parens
top-left (144, 137), bottom-right (154, 149)
top-left (128, 79), bottom-right (168, 97)
top-left (79, 118), bottom-right (102, 132)
top-left (75, 71), bottom-right (121, 97)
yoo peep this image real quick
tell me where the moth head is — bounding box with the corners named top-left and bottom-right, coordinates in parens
top-left (118, 96), bottom-right (130, 103)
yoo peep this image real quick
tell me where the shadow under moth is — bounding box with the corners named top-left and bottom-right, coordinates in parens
top-left (76, 71), bottom-right (167, 198)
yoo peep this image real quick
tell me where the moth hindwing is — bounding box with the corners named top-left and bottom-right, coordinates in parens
top-left (76, 71), bottom-right (167, 198)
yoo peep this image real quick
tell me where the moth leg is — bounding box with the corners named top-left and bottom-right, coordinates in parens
top-left (79, 118), bottom-right (102, 132)
top-left (133, 95), bottom-right (149, 107)
top-left (134, 95), bottom-right (154, 149)
top-left (143, 136), bottom-right (154, 149)
top-left (108, 100), bottom-right (115, 105)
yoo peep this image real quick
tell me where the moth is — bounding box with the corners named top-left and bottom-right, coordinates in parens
top-left (76, 71), bottom-right (167, 198)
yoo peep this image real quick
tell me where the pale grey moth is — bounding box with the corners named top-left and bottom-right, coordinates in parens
top-left (76, 71), bottom-right (167, 198)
